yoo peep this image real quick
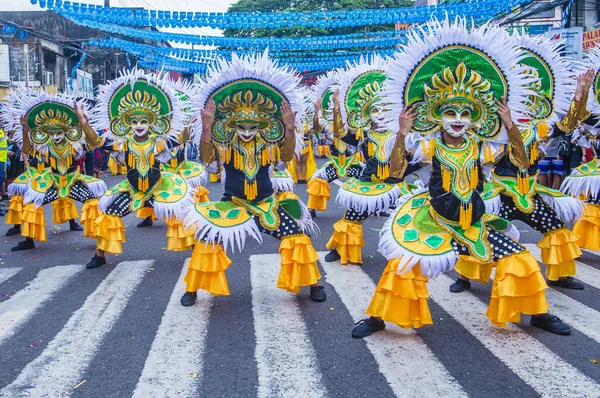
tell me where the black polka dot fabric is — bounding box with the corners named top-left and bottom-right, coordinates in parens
top-left (255, 207), bottom-right (303, 239)
top-left (452, 226), bottom-right (525, 261)
top-left (347, 165), bottom-right (363, 178)
top-left (42, 181), bottom-right (97, 205)
top-left (343, 209), bottom-right (370, 223)
top-left (499, 194), bottom-right (565, 234)
top-left (105, 192), bottom-right (134, 217)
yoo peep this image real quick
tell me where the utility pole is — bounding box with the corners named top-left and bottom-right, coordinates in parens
top-left (24, 43), bottom-right (29, 87)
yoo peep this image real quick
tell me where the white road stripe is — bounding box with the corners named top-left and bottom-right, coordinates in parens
top-left (318, 252), bottom-right (466, 397)
top-left (0, 265), bottom-right (82, 346)
top-left (250, 253), bottom-right (327, 398)
top-left (524, 244), bottom-right (600, 290)
top-left (332, 180), bottom-right (343, 187)
top-left (0, 267), bottom-right (21, 285)
top-left (132, 259), bottom-right (212, 398)
top-left (429, 274), bottom-right (600, 397)
top-left (1, 260), bottom-right (151, 397)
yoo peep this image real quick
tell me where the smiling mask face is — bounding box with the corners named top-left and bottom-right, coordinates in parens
top-left (441, 106), bottom-right (473, 138)
top-left (235, 121), bottom-right (260, 142)
top-left (48, 127), bottom-right (67, 145)
top-left (129, 114), bottom-right (150, 138)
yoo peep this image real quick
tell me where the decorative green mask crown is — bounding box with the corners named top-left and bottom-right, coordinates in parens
top-left (346, 70), bottom-right (387, 130)
top-left (405, 45), bottom-right (507, 139)
top-left (207, 79), bottom-right (286, 144)
top-left (109, 79), bottom-right (173, 138)
top-left (27, 102), bottom-right (82, 146)
top-left (519, 49), bottom-right (554, 121)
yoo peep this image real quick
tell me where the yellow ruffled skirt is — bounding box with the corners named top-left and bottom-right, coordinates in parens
top-left (51, 198), bottom-right (79, 224)
top-left (454, 255), bottom-right (494, 284)
top-left (136, 207), bottom-right (158, 220)
top-left (326, 219), bottom-right (364, 264)
top-left (366, 260), bottom-right (432, 328)
top-left (184, 242), bottom-right (232, 295)
top-left (80, 199), bottom-right (101, 238)
top-left (306, 178), bottom-right (330, 211)
top-left (486, 252), bottom-right (548, 327)
top-left (166, 217), bottom-right (194, 251)
top-left (537, 228), bottom-right (581, 281)
top-left (95, 214), bottom-right (126, 254)
top-left (20, 203), bottom-right (47, 241)
top-left (277, 234), bottom-right (321, 293)
top-left (6, 195), bottom-right (24, 225)
top-left (573, 204), bottom-right (600, 251)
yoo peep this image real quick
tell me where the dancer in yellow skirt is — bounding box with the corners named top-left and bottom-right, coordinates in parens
top-left (323, 55), bottom-right (420, 265)
top-left (4, 88), bottom-right (106, 252)
top-left (86, 69), bottom-right (193, 269)
top-left (2, 90), bottom-right (92, 240)
top-left (306, 69), bottom-right (364, 217)
top-left (180, 52), bottom-right (326, 306)
top-left (353, 18), bottom-right (570, 338)
top-left (452, 32), bottom-right (593, 293)
top-left (561, 46), bottom-right (600, 252)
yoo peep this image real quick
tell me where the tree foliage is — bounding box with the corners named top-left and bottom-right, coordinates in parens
top-left (224, 0), bottom-right (416, 38)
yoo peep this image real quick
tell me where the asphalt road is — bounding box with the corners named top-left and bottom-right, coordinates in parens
top-left (1, 159), bottom-right (600, 397)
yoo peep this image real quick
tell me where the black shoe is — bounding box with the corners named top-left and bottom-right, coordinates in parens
top-left (352, 317), bottom-right (386, 338)
top-left (378, 211), bottom-right (391, 217)
top-left (69, 222), bottom-right (83, 232)
top-left (11, 239), bottom-right (35, 251)
top-left (325, 249), bottom-right (341, 262)
top-left (180, 291), bottom-right (197, 306)
top-left (86, 254), bottom-right (107, 269)
top-left (449, 278), bottom-right (471, 293)
top-left (6, 225), bottom-right (21, 236)
top-left (547, 276), bottom-right (585, 290)
top-left (0, 210), bottom-right (5, 216)
top-left (530, 314), bottom-right (571, 335)
top-left (309, 210), bottom-right (317, 218)
top-left (137, 217), bottom-right (153, 228)
top-left (310, 285), bottom-right (327, 302)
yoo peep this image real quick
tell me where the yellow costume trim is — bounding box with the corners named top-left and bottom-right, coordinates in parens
top-left (306, 178), bottom-right (331, 211)
top-left (486, 252), bottom-right (548, 328)
top-left (193, 186), bottom-right (210, 203)
top-left (454, 255), bottom-right (494, 284)
top-left (6, 195), bottom-right (24, 225)
top-left (95, 214), bottom-right (126, 254)
top-left (366, 260), bottom-right (432, 329)
top-left (276, 191), bottom-right (299, 201)
top-left (537, 228), bottom-right (581, 281)
top-left (51, 198), bottom-right (79, 224)
top-left (326, 219), bottom-right (364, 264)
top-left (184, 241), bottom-right (232, 295)
top-left (20, 203), bottom-right (47, 242)
top-left (166, 217), bottom-right (194, 252)
top-left (573, 204), bottom-right (600, 251)
top-left (277, 235), bottom-right (321, 293)
top-left (136, 207), bottom-right (158, 220)
top-left (80, 199), bottom-right (101, 238)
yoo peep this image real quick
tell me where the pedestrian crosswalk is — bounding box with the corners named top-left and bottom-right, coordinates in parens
top-left (0, 250), bottom-right (600, 397)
